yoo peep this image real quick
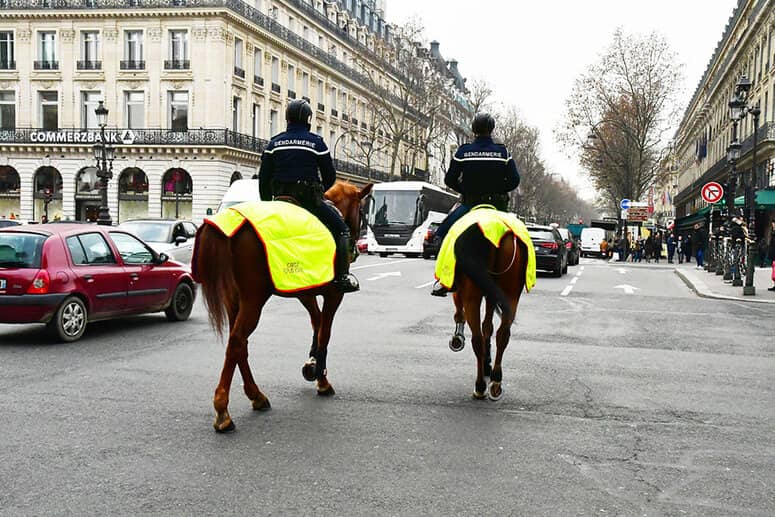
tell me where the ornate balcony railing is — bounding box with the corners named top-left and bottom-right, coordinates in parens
top-left (0, 0), bottom-right (422, 120)
top-left (164, 59), bottom-right (190, 70)
top-left (287, 90), bottom-right (296, 99)
top-left (33, 60), bottom-right (58, 70)
top-left (120, 60), bottom-right (145, 70)
top-left (233, 66), bottom-right (245, 78)
top-left (253, 75), bottom-right (264, 87)
top-left (271, 82), bottom-right (281, 94)
top-left (0, 127), bottom-right (388, 181)
top-left (317, 103), bottom-right (325, 112)
top-left (76, 60), bottom-right (101, 70)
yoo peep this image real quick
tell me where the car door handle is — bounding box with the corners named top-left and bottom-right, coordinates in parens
top-left (83, 275), bottom-right (94, 282)
top-left (130, 273), bottom-right (139, 280)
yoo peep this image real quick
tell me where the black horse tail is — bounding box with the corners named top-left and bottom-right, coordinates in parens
top-left (454, 225), bottom-right (511, 318)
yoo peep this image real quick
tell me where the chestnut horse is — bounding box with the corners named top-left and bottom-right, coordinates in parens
top-left (193, 182), bottom-right (373, 432)
top-left (447, 225), bottom-right (528, 401)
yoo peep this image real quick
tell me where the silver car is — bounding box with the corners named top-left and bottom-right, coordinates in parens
top-left (117, 219), bottom-right (198, 264)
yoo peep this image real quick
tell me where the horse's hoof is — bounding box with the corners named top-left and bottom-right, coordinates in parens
top-left (487, 382), bottom-right (504, 401)
top-left (213, 419), bottom-right (235, 433)
top-left (316, 383), bottom-right (336, 397)
top-left (449, 334), bottom-right (464, 352)
top-left (302, 359), bottom-right (316, 382)
top-left (472, 390), bottom-right (486, 400)
top-left (252, 397), bottom-right (271, 411)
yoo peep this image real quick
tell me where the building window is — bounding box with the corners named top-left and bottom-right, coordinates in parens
top-left (316, 125), bottom-right (322, 135)
top-left (252, 103), bottom-right (261, 138)
top-left (0, 32), bottom-right (14, 70)
top-left (271, 56), bottom-right (279, 83)
top-left (232, 96), bottom-right (241, 132)
top-left (125, 91), bottom-right (144, 129)
top-left (330, 87), bottom-right (337, 110)
top-left (39, 91), bottom-right (58, 130)
top-left (303, 26), bottom-right (310, 41)
top-left (81, 91), bottom-right (101, 129)
top-left (36, 31), bottom-right (57, 70)
top-left (234, 37), bottom-right (244, 78)
top-left (253, 48), bottom-right (262, 82)
top-left (123, 30), bottom-right (144, 69)
top-left (79, 31), bottom-right (100, 70)
top-left (302, 72), bottom-right (309, 98)
top-left (270, 109), bottom-right (278, 136)
top-left (0, 91), bottom-right (15, 130)
top-left (317, 79), bottom-right (324, 103)
top-left (169, 91), bottom-right (188, 131)
top-left (287, 64), bottom-right (295, 96)
top-left (167, 30), bottom-right (188, 68)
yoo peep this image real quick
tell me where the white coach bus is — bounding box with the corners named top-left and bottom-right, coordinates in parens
top-left (365, 181), bottom-right (458, 257)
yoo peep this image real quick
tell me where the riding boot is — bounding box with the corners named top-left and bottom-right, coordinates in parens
top-left (430, 280), bottom-right (448, 297)
top-left (333, 231), bottom-right (359, 293)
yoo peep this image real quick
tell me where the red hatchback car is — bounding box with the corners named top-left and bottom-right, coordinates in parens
top-left (0, 223), bottom-right (196, 342)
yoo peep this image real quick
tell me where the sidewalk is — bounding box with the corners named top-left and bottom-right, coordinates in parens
top-left (675, 263), bottom-right (775, 304)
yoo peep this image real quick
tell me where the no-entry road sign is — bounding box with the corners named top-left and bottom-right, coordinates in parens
top-left (701, 182), bottom-right (724, 204)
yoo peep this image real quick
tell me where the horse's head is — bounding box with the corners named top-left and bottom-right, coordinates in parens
top-left (325, 181), bottom-right (373, 259)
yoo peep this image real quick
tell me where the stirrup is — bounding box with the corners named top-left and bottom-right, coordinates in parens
top-left (430, 281), bottom-right (448, 297)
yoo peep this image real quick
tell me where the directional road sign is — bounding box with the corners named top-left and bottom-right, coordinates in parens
top-left (620, 199), bottom-right (631, 210)
top-left (701, 182), bottom-right (724, 204)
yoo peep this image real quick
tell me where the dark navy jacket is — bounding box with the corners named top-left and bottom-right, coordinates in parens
top-left (444, 136), bottom-right (520, 200)
top-left (258, 122), bottom-right (336, 201)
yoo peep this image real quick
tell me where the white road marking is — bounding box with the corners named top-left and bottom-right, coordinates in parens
top-left (617, 268), bottom-right (627, 274)
top-left (570, 277), bottom-right (578, 284)
top-left (575, 271), bottom-right (582, 277)
top-left (352, 259), bottom-right (414, 270)
top-left (415, 280), bottom-right (436, 289)
top-left (580, 266), bottom-right (585, 271)
top-left (560, 285), bottom-right (573, 296)
top-left (367, 271), bottom-right (402, 281)
top-left (613, 284), bottom-right (640, 294)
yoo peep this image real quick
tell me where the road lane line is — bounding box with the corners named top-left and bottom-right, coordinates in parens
top-left (570, 277), bottom-right (578, 284)
top-left (575, 271), bottom-right (582, 277)
top-left (560, 285), bottom-right (573, 296)
top-left (352, 259), bottom-right (414, 270)
top-left (580, 266), bottom-right (585, 271)
top-left (415, 280), bottom-right (435, 289)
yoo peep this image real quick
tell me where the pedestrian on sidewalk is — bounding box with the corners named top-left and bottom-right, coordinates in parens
top-left (676, 235), bottom-right (684, 264)
top-left (667, 233), bottom-right (676, 263)
top-left (684, 234), bottom-right (693, 263)
top-left (653, 232), bottom-right (662, 263)
top-left (693, 225), bottom-right (705, 269)
top-left (768, 220), bottom-right (775, 291)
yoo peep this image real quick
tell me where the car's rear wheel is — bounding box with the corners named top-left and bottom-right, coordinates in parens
top-left (165, 282), bottom-right (194, 322)
top-left (48, 296), bottom-right (87, 342)
top-left (553, 261), bottom-right (563, 277)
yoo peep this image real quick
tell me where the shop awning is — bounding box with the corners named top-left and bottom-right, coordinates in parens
top-left (674, 211), bottom-right (707, 230)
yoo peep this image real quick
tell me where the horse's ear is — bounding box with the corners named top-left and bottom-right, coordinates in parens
top-left (359, 183), bottom-right (374, 199)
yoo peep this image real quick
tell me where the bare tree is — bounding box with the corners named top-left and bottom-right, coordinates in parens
top-left (556, 29), bottom-right (683, 212)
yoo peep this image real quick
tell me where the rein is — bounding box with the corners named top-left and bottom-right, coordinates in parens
top-left (488, 235), bottom-right (518, 276)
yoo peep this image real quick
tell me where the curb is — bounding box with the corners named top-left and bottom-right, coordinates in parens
top-left (674, 269), bottom-right (775, 304)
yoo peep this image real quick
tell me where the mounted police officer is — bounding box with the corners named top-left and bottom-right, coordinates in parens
top-left (431, 112), bottom-right (520, 297)
top-left (258, 99), bottom-right (359, 293)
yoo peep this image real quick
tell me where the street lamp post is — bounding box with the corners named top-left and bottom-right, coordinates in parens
top-left (724, 131), bottom-right (742, 282)
top-left (92, 100), bottom-right (115, 226)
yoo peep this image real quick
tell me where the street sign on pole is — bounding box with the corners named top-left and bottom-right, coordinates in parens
top-left (626, 206), bottom-right (649, 222)
top-left (701, 182), bottom-right (724, 204)
top-left (620, 199), bottom-right (631, 210)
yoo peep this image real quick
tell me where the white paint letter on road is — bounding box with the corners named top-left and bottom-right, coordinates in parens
top-left (614, 284), bottom-right (640, 295)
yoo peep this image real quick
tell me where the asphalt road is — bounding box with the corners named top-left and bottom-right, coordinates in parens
top-left (1, 255), bottom-right (773, 516)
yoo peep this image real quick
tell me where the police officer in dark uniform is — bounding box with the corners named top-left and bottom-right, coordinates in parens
top-left (258, 99), bottom-right (359, 293)
top-left (431, 112), bottom-right (520, 297)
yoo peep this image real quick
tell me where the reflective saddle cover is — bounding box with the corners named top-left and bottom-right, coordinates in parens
top-left (435, 205), bottom-right (536, 292)
top-left (203, 201), bottom-right (336, 293)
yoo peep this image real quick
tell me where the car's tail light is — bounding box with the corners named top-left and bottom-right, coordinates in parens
top-left (425, 230), bottom-right (433, 242)
top-left (540, 242), bottom-right (559, 250)
top-left (565, 242), bottom-right (573, 249)
top-left (27, 269), bottom-right (50, 294)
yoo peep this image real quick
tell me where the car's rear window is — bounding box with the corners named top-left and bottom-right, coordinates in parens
top-left (528, 230), bottom-right (555, 240)
top-left (0, 232), bottom-right (46, 268)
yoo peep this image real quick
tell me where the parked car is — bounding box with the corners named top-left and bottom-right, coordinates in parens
top-left (558, 228), bottom-right (579, 265)
top-left (526, 224), bottom-right (568, 277)
top-left (422, 222), bottom-right (442, 259)
top-left (0, 219), bottom-right (23, 229)
top-left (117, 219), bottom-right (198, 264)
top-left (580, 227), bottom-right (606, 258)
top-left (0, 223), bottom-right (196, 342)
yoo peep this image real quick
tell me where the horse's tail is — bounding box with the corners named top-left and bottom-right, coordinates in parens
top-left (192, 223), bottom-right (234, 337)
top-left (455, 226), bottom-right (512, 318)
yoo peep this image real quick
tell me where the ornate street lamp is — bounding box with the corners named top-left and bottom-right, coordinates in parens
top-left (93, 100), bottom-right (114, 226)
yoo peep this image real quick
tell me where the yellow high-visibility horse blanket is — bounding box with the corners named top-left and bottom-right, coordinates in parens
top-left (203, 201), bottom-right (336, 293)
top-left (435, 205), bottom-right (536, 292)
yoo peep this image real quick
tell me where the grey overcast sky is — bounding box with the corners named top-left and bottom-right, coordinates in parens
top-left (386, 0), bottom-right (738, 200)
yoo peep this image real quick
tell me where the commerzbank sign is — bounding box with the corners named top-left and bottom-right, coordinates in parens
top-left (30, 129), bottom-right (137, 145)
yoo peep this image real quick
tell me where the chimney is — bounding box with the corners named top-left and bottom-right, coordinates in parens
top-left (430, 40), bottom-right (441, 58)
top-left (449, 59), bottom-right (459, 75)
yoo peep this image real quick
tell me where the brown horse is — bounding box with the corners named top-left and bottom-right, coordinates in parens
top-left (446, 225), bottom-right (528, 401)
top-left (193, 181), bottom-right (373, 432)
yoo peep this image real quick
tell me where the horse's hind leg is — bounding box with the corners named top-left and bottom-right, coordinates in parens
top-left (449, 292), bottom-right (466, 352)
top-left (488, 298), bottom-right (517, 402)
top-left (299, 295), bottom-right (321, 382)
top-left (313, 293), bottom-right (343, 396)
top-left (482, 300), bottom-right (495, 377)
top-left (213, 291), bottom-right (270, 432)
top-left (462, 292), bottom-right (487, 400)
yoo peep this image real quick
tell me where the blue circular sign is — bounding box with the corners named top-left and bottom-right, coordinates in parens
top-left (620, 199), bottom-right (631, 210)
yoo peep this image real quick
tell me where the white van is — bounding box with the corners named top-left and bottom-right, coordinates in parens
top-left (580, 227), bottom-right (606, 257)
top-left (217, 179), bottom-right (259, 213)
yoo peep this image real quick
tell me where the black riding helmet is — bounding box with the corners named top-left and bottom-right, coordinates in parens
top-left (471, 112), bottom-right (495, 136)
top-left (286, 99), bottom-right (313, 126)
